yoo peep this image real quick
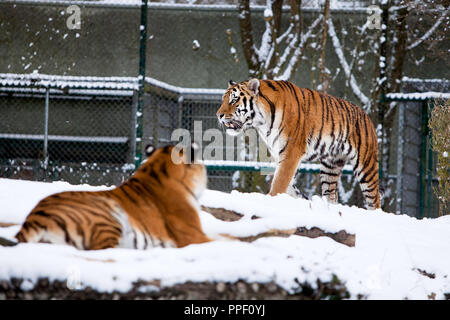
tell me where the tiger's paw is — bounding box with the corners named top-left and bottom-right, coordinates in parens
top-left (287, 185), bottom-right (309, 200)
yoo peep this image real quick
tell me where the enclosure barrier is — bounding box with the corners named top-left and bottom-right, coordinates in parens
top-left (0, 73), bottom-right (446, 218)
top-left (0, 73), bottom-right (138, 185)
top-left (384, 92), bottom-right (450, 218)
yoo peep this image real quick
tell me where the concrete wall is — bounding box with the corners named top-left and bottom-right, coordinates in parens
top-left (1, 3), bottom-right (447, 97)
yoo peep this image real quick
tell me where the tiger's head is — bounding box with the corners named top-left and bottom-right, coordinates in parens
top-left (216, 79), bottom-right (261, 136)
top-left (137, 143), bottom-right (207, 199)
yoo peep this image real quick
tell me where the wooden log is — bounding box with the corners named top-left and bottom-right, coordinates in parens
top-left (295, 227), bottom-right (355, 247)
top-left (201, 206), bottom-right (355, 247)
top-left (200, 206), bottom-right (243, 221)
top-left (0, 222), bottom-right (17, 228)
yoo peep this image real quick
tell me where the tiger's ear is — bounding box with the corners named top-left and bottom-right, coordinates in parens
top-left (228, 80), bottom-right (237, 88)
top-left (248, 78), bottom-right (260, 96)
top-left (144, 144), bottom-right (155, 157)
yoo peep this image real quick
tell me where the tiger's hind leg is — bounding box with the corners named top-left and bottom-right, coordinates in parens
top-left (320, 158), bottom-right (344, 204)
top-left (357, 171), bottom-right (380, 210)
top-left (353, 152), bottom-right (381, 210)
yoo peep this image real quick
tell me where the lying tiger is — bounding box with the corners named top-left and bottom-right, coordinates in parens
top-left (12, 143), bottom-right (211, 250)
top-left (216, 79), bottom-right (380, 209)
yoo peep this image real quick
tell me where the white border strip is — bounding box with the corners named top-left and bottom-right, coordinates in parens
top-left (2, 1), bottom-right (369, 12)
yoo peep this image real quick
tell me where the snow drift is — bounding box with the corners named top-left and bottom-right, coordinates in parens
top-left (0, 178), bottom-right (449, 299)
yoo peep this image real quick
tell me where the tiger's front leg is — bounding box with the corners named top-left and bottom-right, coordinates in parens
top-left (269, 151), bottom-right (304, 197)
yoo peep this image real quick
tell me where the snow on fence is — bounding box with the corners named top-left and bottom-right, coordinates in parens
top-left (0, 73), bottom-right (137, 187)
top-left (3, 0), bottom-right (371, 12)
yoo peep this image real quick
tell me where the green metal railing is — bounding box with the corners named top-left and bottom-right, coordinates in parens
top-left (203, 160), bottom-right (354, 175)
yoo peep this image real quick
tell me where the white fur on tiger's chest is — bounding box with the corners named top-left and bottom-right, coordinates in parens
top-left (255, 109), bottom-right (285, 160)
top-left (256, 127), bottom-right (281, 162)
top-left (113, 208), bottom-right (176, 250)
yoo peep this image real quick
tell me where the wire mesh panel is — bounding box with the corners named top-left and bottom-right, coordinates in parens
top-left (142, 90), bottom-right (180, 148)
top-left (0, 1), bottom-right (445, 220)
top-left (0, 89), bottom-right (50, 181)
top-left (421, 101), bottom-right (442, 218)
top-left (385, 94), bottom-right (446, 219)
top-left (0, 74), bottom-right (138, 186)
top-left (0, 73), bottom-right (443, 217)
top-left (205, 169), bottom-right (237, 193)
top-left (399, 100), bottom-right (423, 217)
top-left (141, 80), bottom-right (364, 206)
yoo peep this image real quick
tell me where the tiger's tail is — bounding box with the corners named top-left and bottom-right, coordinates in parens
top-left (215, 229), bottom-right (298, 242)
top-left (0, 236), bottom-right (18, 246)
top-left (0, 224), bottom-right (47, 246)
top-left (15, 224), bottom-right (39, 243)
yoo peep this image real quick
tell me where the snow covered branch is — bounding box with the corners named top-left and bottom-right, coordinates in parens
top-left (236, 0), bottom-right (324, 81)
top-left (237, 0), bottom-right (259, 75)
top-left (406, 9), bottom-right (448, 51)
top-left (327, 17), bottom-right (369, 108)
top-left (275, 15), bottom-right (322, 81)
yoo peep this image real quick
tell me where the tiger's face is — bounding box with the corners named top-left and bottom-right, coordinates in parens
top-left (139, 143), bottom-right (207, 198)
top-left (216, 79), bottom-right (260, 136)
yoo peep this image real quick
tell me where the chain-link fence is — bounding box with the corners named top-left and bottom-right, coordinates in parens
top-left (384, 94), bottom-right (449, 219)
top-left (0, 74), bottom-right (138, 186)
top-left (140, 77), bottom-right (365, 207)
top-left (0, 72), bottom-right (359, 201)
top-left (0, 1), bottom-right (447, 218)
top-left (0, 1), bottom-right (376, 93)
top-left (0, 72), bottom-right (446, 218)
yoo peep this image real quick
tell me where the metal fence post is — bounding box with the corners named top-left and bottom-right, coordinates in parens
top-left (135, 0), bottom-right (148, 168)
top-left (129, 90), bottom-right (138, 164)
top-left (395, 102), bottom-right (404, 214)
top-left (426, 99), bottom-right (435, 218)
top-left (418, 101), bottom-right (428, 218)
top-left (43, 86), bottom-right (50, 171)
top-left (177, 95), bottom-right (184, 129)
top-left (152, 95), bottom-right (159, 147)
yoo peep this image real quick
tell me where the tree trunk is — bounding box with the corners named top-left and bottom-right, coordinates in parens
top-left (238, 0), bottom-right (259, 77)
top-left (379, 3), bottom-right (409, 210)
top-left (318, 0), bottom-right (330, 93)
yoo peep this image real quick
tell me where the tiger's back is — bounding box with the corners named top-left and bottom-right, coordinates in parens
top-left (16, 192), bottom-right (126, 250)
top-left (16, 144), bottom-right (211, 250)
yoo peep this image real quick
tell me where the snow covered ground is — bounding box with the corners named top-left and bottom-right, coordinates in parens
top-left (0, 178), bottom-right (449, 299)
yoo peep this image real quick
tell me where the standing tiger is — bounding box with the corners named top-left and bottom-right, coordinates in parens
top-left (13, 143), bottom-right (211, 250)
top-left (216, 79), bottom-right (380, 210)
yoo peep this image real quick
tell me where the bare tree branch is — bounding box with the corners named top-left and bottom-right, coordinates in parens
top-left (276, 15), bottom-right (322, 81)
top-left (318, 0), bottom-right (330, 93)
top-left (327, 17), bottom-right (369, 107)
top-left (407, 9), bottom-right (448, 50)
top-left (261, 0), bottom-right (283, 78)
